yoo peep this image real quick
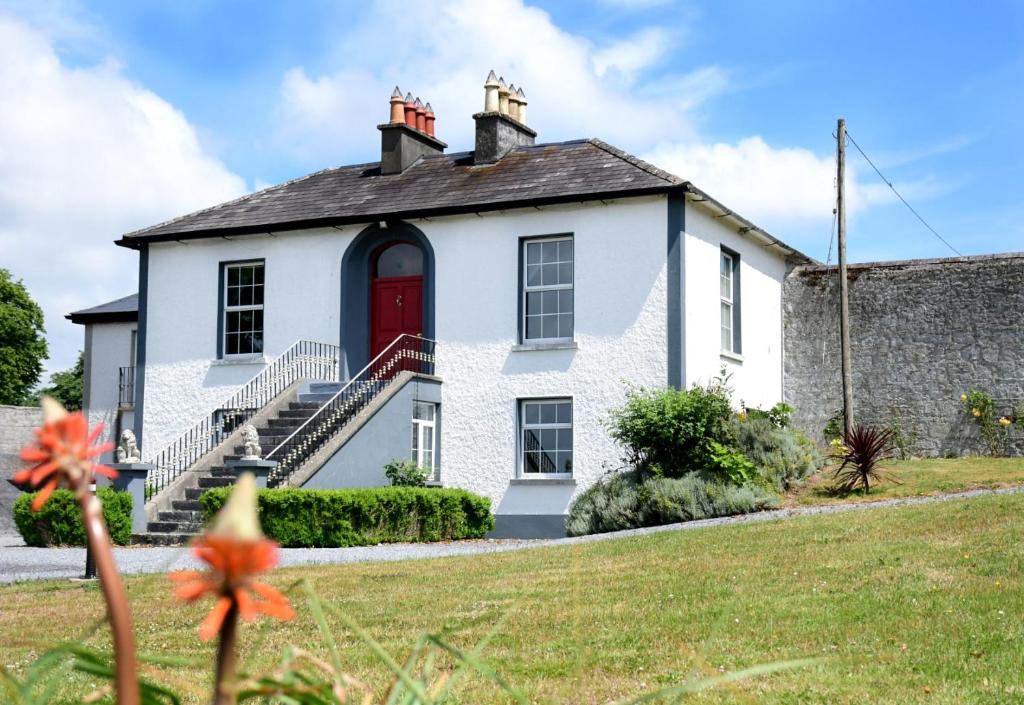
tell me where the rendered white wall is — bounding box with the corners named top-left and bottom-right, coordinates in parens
top-left (682, 204), bottom-right (787, 411)
top-left (84, 321), bottom-right (136, 463)
top-left (140, 197), bottom-right (670, 515)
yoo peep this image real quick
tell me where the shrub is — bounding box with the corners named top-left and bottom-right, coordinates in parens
top-left (14, 488), bottom-right (132, 546)
top-left (705, 439), bottom-right (757, 485)
top-left (609, 375), bottom-right (734, 477)
top-left (730, 416), bottom-right (823, 491)
top-left (384, 458), bottom-right (430, 487)
top-left (199, 486), bottom-right (494, 547)
top-left (566, 471), bottom-right (778, 536)
top-left (744, 401), bottom-right (794, 429)
top-left (823, 409), bottom-right (844, 442)
top-left (832, 425), bottom-right (896, 494)
top-left (960, 389), bottom-right (1009, 456)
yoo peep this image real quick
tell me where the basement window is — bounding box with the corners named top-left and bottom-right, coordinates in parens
top-left (412, 401), bottom-right (437, 478)
top-left (222, 261), bottom-right (265, 357)
top-left (519, 398), bottom-right (573, 477)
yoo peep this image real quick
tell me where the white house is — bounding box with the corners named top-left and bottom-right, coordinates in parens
top-left (71, 75), bottom-right (809, 541)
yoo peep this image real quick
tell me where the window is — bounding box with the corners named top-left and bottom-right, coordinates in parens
top-left (522, 236), bottom-right (573, 341)
top-left (376, 243), bottom-right (423, 278)
top-left (223, 262), bottom-right (264, 357)
top-left (520, 399), bottom-right (572, 476)
top-left (412, 401), bottom-right (437, 477)
top-left (720, 249), bottom-right (741, 354)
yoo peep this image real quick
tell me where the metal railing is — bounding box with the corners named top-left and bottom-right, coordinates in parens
top-left (267, 334), bottom-right (436, 486)
top-left (145, 340), bottom-right (340, 498)
top-left (118, 366), bottom-right (135, 408)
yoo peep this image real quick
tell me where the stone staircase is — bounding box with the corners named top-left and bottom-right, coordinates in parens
top-left (134, 382), bottom-right (342, 545)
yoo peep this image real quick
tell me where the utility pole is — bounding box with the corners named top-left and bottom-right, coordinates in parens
top-left (837, 118), bottom-right (855, 436)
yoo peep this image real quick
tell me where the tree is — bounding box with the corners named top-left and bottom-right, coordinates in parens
top-left (0, 269), bottom-right (48, 405)
top-left (39, 351), bottom-right (85, 411)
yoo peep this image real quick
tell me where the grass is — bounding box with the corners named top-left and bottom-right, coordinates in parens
top-left (790, 456), bottom-right (1024, 506)
top-left (2, 492), bottom-right (1023, 703)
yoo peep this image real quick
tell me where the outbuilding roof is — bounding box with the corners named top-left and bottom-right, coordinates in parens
top-left (66, 293), bottom-right (138, 324)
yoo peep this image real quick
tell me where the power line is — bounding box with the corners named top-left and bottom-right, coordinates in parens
top-left (844, 130), bottom-right (962, 257)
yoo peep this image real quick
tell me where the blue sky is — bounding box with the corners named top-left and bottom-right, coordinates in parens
top-left (1, 0), bottom-right (1022, 371)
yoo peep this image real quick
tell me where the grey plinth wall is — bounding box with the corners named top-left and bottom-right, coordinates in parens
top-left (783, 252), bottom-right (1024, 456)
top-left (226, 459), bottom-right (277, 488)
top-left (110, 463), bottom-right (152, 534)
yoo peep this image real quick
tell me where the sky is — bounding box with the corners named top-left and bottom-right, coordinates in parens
top-left (1, 0), bottom-right (1022, 375)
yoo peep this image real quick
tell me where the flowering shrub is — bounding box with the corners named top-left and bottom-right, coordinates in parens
top-left (960, 390), bottom-right (1011, 456)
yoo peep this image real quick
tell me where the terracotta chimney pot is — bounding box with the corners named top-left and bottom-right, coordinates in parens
top-left (484, 70), bottom-right (500, 112)
top-left (424, 102), bottom-right (436, 136)
top-left (516, 87), bottom-right (528, 125)
top-left (497, 76), bottom-right (510, 116)
top-left (389, 86), bottom-right (405, 124)
top-left (414, 97), bottom-right (426, 132)
top-left (404, 92), bottom-right (417, 127)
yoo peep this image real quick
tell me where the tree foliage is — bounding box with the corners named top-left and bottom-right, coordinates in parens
top-left (37, 350), bottom-right (85, 411)
top-left (0, 269), bottom-right (48, 405)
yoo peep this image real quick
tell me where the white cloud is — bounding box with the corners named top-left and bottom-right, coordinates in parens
top-left (0, 13), bottom-right (247, 374)
top-left (274, 0), bottom-right (720, 160)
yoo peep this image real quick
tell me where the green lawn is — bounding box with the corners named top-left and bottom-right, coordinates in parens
top-left (791, 456), bottom-right (1024, 506)
top-left (2, 492), bottom-right (1023, 703)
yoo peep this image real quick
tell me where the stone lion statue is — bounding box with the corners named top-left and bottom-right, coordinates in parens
top-left (240, 424), bottom-right (262, 460)
top-left (116, 429), bottom-right (141, 463)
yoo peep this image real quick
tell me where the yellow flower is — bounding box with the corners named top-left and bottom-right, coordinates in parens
top-left (960, 394), bottom-right (968, 402)
top-left (972, 409), bottom-right (981, 417)
top-left (1000, 417), bottom-right (1011, 427)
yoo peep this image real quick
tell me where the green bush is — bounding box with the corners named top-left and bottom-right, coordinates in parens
top-left (744, 401), bottom-right (794, 429)
top-left (566, 471), bottom-right (777, 536)
top-left (730, 416), bottom-right (823, 491)
top-left (609, 376), bottom-right (734, 478)
top-left (384, 458), bottom-right (429, 487)
top-left (200, 486), bottom-right (494, 547)
top-left (13, 488), bottom-right (132, 547)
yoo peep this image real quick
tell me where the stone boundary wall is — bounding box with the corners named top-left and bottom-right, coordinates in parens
top-left (783, 252), bottom-right (1024, 456)
top-left (0, 404), bottom-right (41, 534)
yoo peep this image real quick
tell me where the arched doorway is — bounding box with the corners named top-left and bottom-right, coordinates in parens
top-left (370, 242), bottom-right (424, 358)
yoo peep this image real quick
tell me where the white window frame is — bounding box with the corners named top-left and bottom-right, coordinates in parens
top-left (518, 398), bottom-right (573, 479)
top-left (412, 401), bottom-right (437, 479)
top-left (720, 251), bottom-right (735, 354)
top-left (522, 236), bottom-right (574, 343)
top-left (223, 261), bottom-right (265, 359)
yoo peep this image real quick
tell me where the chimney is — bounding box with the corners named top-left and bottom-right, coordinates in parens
top-left (474, 71), bottom-right (536, 165)
top-left (379, 89), bottom-right (447, 175)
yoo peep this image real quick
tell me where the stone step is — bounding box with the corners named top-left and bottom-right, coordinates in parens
top-left (146, 520), bottom-right (202, 534)
top-left (209, 466), bottom-right (240, 478)
top-left (308, 382), bottom-right (344, 394)
top-left (157, 510), bottom-right (202, 522)
top-left (277, 408), bottom-right (319, 419)
top-left (267, 417), bottom-right (308, 428)
top-left (172, 499), bottom-right (202, 511)
top-left (185, 487), bottom-right (208, 500)
top-left (198, 476), bottom-right (235, 489)
top-left (297, 392), bottom-right (336, 403)
top-left (289, 401), bottom-right (321, 410)
top-left (132, 532), bottom-right (194, 546)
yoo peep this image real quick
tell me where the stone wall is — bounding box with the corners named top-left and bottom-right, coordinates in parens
top-left (783, 253), bottom-right (1024, 456)
top-left (0, 404), bottom-right (40, 534)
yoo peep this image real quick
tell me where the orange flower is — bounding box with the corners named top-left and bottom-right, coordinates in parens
top-left (169, 474), bottom-right (293, 640)
top-left (15, 397), bottom-right (116, 510)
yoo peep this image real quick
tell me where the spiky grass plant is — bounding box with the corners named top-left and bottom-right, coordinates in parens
top-left (832, 425), bottom-right (898, 494)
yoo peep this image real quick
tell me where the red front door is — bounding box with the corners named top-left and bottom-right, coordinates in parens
top-left (370, 275), bottom-right (423, 358)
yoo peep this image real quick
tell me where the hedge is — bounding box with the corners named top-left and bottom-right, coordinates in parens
top-left (13, 488), bottom-right (133, 547)
top-left (199, 486), bottom-right (495, 548)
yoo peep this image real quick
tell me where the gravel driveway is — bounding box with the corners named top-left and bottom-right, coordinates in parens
top-left (2, 486), bottom-right (1020, 584)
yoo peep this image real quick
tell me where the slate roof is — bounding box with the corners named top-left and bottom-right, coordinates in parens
top-left (66, 293), bottom-right (138, 324)
top-left (118, 139), bottom-right (684, 245)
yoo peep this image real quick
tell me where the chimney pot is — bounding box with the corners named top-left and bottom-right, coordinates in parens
top-left (414, 97), bottom-right (427, 132)
top-left (507, 83), bottom-right (520, 122)
top-left (497, 76), bottom-right (510, 116)
top-left (483, 70), bottom-right (500, 112)
top-left (424, 102), bottom-right (436, 137)
top-left (403, 92), bottom-right (417, 127)
top-left (389, 86), bottom-right (405, 124)
top-left (516, 87), bottom-right (528, 125)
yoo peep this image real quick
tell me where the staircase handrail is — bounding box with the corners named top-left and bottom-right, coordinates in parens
top-left (145, 339), bottom-right (340, 497)
top-left (266, 334), bottom-right (436, 485)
